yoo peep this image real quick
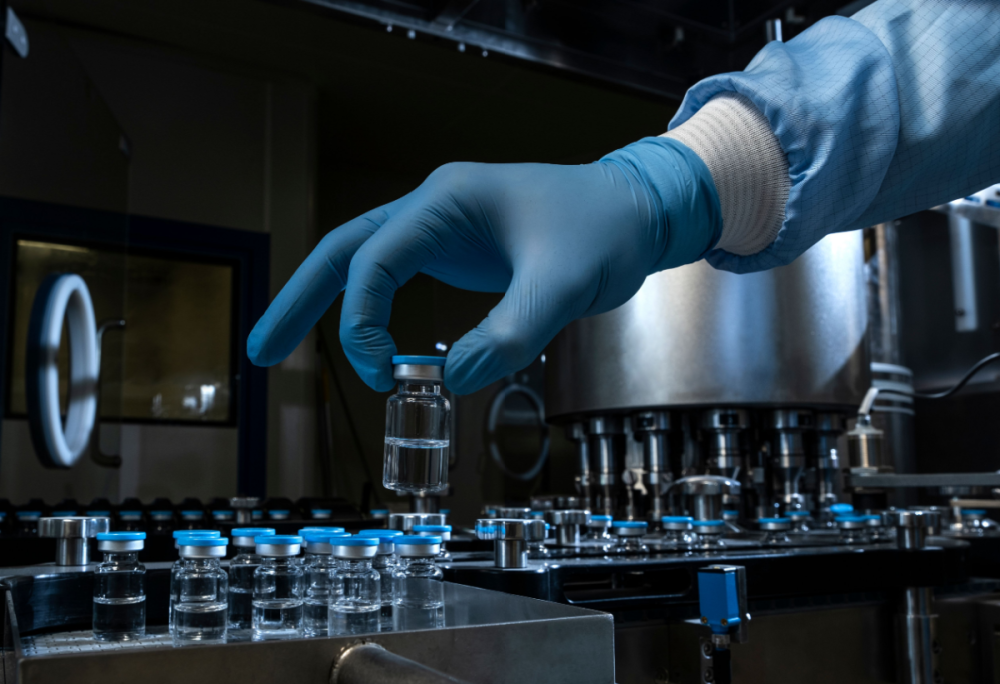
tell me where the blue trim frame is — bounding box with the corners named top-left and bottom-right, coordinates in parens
top-left (0, 196), bottom-right (270, 496)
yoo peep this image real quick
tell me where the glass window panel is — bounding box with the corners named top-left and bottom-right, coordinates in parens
top-left (8, 239), bottom-right (235, 423)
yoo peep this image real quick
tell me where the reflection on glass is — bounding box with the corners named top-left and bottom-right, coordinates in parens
top-left (392, 605), bottom-right (445, 632)
top-left (8, 239), bottom-right (234, 423)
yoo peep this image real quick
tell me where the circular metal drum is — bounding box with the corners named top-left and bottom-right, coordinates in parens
top-left (545, 232), bottom-right (869, 421)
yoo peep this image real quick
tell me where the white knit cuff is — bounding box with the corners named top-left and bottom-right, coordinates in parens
top-left (662, 93), bottom-right (789, 257)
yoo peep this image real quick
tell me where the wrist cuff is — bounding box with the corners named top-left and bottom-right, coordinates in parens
top-left (662, 93), bottom-right (789, 257)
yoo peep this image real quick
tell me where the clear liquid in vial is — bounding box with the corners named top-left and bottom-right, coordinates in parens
top-left (93, 596), bottom-right (146, 641)
top-left (383, 438), bottom-right (449, 493)
top-left (329, 605), bottom-right (380, 636)
top-left (303, 598), bottom-right (330, 637)
top-left (173, 601), bottom-right (228, 644)
top-left (227, 587), bottom-right (253, 637)
top-left (252, 598), bottom-right (304, 640)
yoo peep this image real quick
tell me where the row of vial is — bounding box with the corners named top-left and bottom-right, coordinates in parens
top-left (92, 524), bottom-right (452, 643)
top-left (559, 505), bottom-right (887, 556)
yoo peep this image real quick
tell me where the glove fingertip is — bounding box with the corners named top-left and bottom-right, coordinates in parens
top-left (247, 324), bottom-right (281, 367)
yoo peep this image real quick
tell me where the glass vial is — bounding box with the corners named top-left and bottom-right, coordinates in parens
top-left (302, 533), bottom-right (342, 637)
top-left (118, 511), bottom-right (144, 532)
top-left (93, 532), bottom-right (146, 641)
top-left (692, 520), bottom-right (727, 549)
top-left (228, 528), bottom-right (275, 637)
top-left (393, 536), bottom-right (444, 609)
top-left (413, 524), bottom-right (452, 561)
top-left (610, 521), bottom-right (649, 555)
top-left (585, 515), bottom-right (613, 541)
top-left (252, 535), bottom-right (305, 640)
top-left (149, 510), bottom-right (174, 536)
top-left (528, 513), bottom-right (550, 558)
top-left (960, 509), bottom-right (994, 536)
top-left (169, 530), bottom-right (221, 632)
top-left (392, 535), bottom-right (445, 632)
top-left (759, 518), bottom-right (792, 545)
top-left (357, 529), bottom-right (403, 626)
top-left (836, 516), bottom-right (870, 544)
top-left (661, 516), bottom-right (695, 548)
top-left (172, 537), bottom-right (229, 645)
top-left (383, 356), bottom-right (450, 494)
top-left (788, 510), bottom-right (811, 532)
top-left (329, 537), bottom-right (381, 636)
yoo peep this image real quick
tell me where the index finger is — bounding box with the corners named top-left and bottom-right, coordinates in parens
top-left (247, 202), bottom-right (398, 367)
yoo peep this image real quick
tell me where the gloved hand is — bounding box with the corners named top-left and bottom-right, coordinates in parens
top-left (247, 136), bottom-right (721, 395)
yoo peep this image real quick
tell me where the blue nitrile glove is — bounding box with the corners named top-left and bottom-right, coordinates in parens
top-left (247, 137), bottom-right (721, 394)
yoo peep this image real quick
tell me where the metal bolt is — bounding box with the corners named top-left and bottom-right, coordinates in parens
top-left (720, 618), bottom-right (728, 626)
top-left (702, 643), bottom-right (713, 657)
top-left (704, 667), bottom-right (715, 682)
top-left (700, 616), bottom-right (708, 624)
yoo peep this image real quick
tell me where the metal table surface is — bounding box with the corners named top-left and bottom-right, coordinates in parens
top-left (2, 575), bottom-right (614, 684)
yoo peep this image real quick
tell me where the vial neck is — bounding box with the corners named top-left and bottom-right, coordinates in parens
top-left (181, 557), bottom-right (221, 569)
top-left (399, 381), bottom-right (441, 395)
top-left (103, 552), bottom-right (139, 564)
top-left (338, 558), bottom-right (373, 570)
top-left (263, 556), bottom-right (298, 568)
top-left (399, 556), bottom-right (432, 568)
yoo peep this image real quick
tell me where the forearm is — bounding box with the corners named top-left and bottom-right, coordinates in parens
top-left (664, 0), bottom-right (1000, 274)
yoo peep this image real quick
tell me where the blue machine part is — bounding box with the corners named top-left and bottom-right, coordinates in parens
top-left (698, 567), bottom-right (743, 635)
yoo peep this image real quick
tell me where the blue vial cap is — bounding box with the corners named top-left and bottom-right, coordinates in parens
top-left (254, 535), bottom-right (302, 545)
top-left (52, 510), bottom-right (77, 517)
top-left (17, 511), bottom-right (41, 518)
top-left (370, 509), bottom-right (389, 514)
top-left (986, 199), bottom-right (1000, 209)
top-left (357, 529), bottom-right (404, 538)
top-left (150, 510), bottom-right (172, 516)
top-left (962, 509), bottom-right (987, 516)
top-left (830, 503), bottom-right (854, 514)
top-left (303, 531), bottom-right (350, 543)
top-left (232, 528), bottom-right (275, 537)
top-left (440, 509), bottom-right (451, 515)
top-left (298, 527), bottom-right (346, 535)
top-left (611, 520), bottom-right (648, 528)
top-left (396, 534), bottom-right (442, 544)
top-left (694, 520), bottom-right (725, 527)
top-left (413, 524), bottom-right (451, 533)
top-left (311, 509), bottom-right (333, 515)
top-left (173, 530), bottom-right (221, 539)
top-left (861, 514), bottom-right (881, 521)
top-left (662, 515), bottom-right (694, 523)
top-left (87, 511), bottom-right (111, 516)
top-left (97, 532), bottom-right (146, 541)
top-left (212, 510), bottom-right (234, 515)
top-left (788, 511), bottom-right (810, 517)
top-left (119, 510), bottom-right (142, 516)
top-left (331, 537), bottom-right (379, 546)
top-left (835, 515), bottom-right (865, 523)
top-left (964, 196), bottom-right (981, 203)
top-left (178, 537), bottom-right (228, 547)
top-left (592, 515), bottom-right (613, 522)
top-left (179, 510), bottom-right (203, 516)
top-left (392, 355), bottom-right (446, 366)
top-left (269, 509), bottom-right (290, 515)
top-left (759, 517), bottom-right (790, 524)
